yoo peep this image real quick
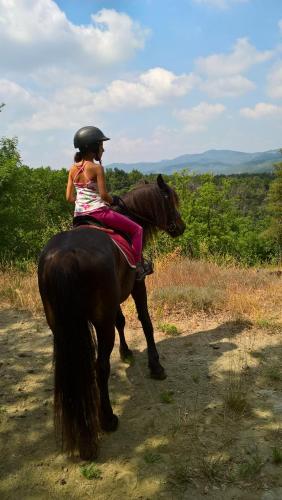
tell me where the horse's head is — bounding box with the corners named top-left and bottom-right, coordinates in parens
top-left (156, 174), bottom-right (186, 237)
top-left (121, 175), bottom-right (186, 240)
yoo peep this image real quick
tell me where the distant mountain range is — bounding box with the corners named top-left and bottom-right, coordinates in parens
top-left (106, 149), bottom-right (282, 175)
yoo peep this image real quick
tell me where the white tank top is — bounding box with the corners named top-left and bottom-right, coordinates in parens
top-left (73, 161), bottom-right (106, 215)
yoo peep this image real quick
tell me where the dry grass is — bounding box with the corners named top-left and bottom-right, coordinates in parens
top-left (146, 251), bottom-right (282, 321)
top-left (1, 253), bottom-right (282, 322)
top-left (223, 371), bottom-right (250, 417)
top-left (0, 262), bottom-right (42, 315)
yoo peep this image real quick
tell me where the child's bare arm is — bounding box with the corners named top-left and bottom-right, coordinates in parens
top-left (66, 170), bottom-right (76, 203)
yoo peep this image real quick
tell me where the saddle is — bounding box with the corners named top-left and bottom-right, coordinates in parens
top-left (72, 215), bottom-right (136, 269)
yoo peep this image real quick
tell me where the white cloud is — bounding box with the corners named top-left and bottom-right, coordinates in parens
top-left (0, 1), bottom-right (149, 74)
top-left (0, 1), bottom-right (279, 168)
top-left (196, 38), bottom-right (273, 78)
top-left (200, 75), bottom-right (255, 97)
top-left (95, 68), bottom-right (199, 109)
top-left (0, 78), bottom-right (44, 127)
top-left (13, 68), bottom-right (198, 131)
top-left (15, 86), bottom-right (96, 132)
top-left (175, 102), bottom-right (225, 132)
top-left (196, 38), bottom-right (272, 99)
top-left (107, 126), bottom-right (185, 163)
top-left (193, 0), bottom-right (249, 9)
top-left (267, 62), bottom-right (282, 99)
top-left (240, 102), bottom-right (282, 118)
top-left (0, 79), bottom-right (35, 104)
top-left (279, 19), bottom-right (282, 32)
top-left (140, 68), bottom-right (196, 97)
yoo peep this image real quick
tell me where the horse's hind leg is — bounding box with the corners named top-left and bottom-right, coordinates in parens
top-left (95, 321), bottom-right (119, 432)
top-left (116, 307), bottom-right (134, 364)
top-left (131, 280), bottom-right (166, 380)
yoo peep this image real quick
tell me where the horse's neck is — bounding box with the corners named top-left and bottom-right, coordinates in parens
top-left (123, 191), bottom-right (156, 246)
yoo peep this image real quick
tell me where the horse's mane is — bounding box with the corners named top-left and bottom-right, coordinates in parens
top-left (121, 180), bottom-right (178, 244)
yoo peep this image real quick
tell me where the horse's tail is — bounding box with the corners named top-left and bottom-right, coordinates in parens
top-left (41, 250), bottom-right (100, 459)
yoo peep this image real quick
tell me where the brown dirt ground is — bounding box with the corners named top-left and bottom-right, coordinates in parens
top-left (0, 307), bottom-right (282, 500)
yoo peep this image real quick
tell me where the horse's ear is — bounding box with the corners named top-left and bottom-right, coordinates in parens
top-left (157, 174), bottom-right (166, 190)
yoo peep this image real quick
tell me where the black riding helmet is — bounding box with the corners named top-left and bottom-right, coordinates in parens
top-left (73, 126), bottom-right (110, 151)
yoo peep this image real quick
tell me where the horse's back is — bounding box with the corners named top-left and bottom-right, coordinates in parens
top-left (38, 229), bottom-right (120, 325)
top-left (41, 228), bottom-right (114, 259)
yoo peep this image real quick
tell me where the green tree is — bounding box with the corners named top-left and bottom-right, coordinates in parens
top-left (265, 154), bottom-right (282, 260)
top-left (153, 170), bottom-right (273, 264)
top-left (0, 136), bottom-right (20, 188)
top-left (106, 168), bottom-right (131, 194)
top-left (0, 144), bottom-right (278, 265)
top-left (0, 137), bottom-right (72, 260)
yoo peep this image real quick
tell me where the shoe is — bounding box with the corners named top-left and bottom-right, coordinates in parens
top-left (135, 259), bottom-right (154, 281)
top-left (142, 258), bottom-right (154, 276)
top-left (135, 262), bottom-right (146, 281)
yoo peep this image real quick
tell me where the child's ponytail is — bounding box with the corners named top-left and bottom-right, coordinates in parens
top-left (74, 151), bottom-right (83, 162)
top-left (74, 142), bottom-right (100, 163)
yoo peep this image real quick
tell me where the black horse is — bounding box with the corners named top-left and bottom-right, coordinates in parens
top-left (38, 174), bottom-right (185, 459)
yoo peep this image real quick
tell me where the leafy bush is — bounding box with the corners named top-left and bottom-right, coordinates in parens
top-left (1, 136), bottom-right (281, 265)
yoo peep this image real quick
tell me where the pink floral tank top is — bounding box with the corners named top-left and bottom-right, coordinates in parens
top-left (73, 161), bottom-right (106, 216)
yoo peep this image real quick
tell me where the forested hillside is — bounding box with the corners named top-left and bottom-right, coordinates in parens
top-left (1, 137), bottom-right (281, 265)
top-left (106, 149), bottom-right (281, 175)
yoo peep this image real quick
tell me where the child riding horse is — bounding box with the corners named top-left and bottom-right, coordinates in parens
top-left (66, 126), bottom-right (151, 280)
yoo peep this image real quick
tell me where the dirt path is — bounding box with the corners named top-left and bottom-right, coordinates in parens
top-left (0, 308), bottom-right (282, 499)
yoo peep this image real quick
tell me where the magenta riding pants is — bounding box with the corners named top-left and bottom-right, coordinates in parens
top-left (89, 207), bottom-right (143, 264)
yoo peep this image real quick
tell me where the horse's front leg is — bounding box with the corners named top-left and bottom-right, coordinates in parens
top-left (131, 280), bottom-right (166, 380)
top-left (116, 306), bottom-right (134, 364)
top-left (95, 321), bottom-right (119, 432)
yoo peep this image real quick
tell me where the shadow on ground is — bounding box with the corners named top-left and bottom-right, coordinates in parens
top-left (0, 309), bottom-right (282, 499)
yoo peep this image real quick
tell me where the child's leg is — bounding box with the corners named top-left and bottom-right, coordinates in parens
top-left (91, 208), bottom-right (143, 264)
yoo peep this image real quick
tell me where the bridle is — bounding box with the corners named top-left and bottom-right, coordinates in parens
top-left (117, 188), bottom-right (180, 234)
top-left (159, 189), bottom-right (180, 234)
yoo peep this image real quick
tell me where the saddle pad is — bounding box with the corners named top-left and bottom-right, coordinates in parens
top-left (76, 225), bottom-right (136, 269)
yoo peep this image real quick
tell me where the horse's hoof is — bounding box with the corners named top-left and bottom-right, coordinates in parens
top-left (150, 366), bottom-right (167, 380)
top-left (101, 413), bottom-right (119, 432)
top-left (79, 447), bottom-right (98, 461)
top-left (120, 349), bottom-right (134, 365)
top-left (79, 442), bottom-right (98, 461)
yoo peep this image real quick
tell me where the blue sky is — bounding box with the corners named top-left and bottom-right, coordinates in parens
top-left (0, 0), bottom-right (281, 168)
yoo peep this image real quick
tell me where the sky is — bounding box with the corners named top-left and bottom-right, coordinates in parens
top-left (0, 0), bottom-right (282, 169)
